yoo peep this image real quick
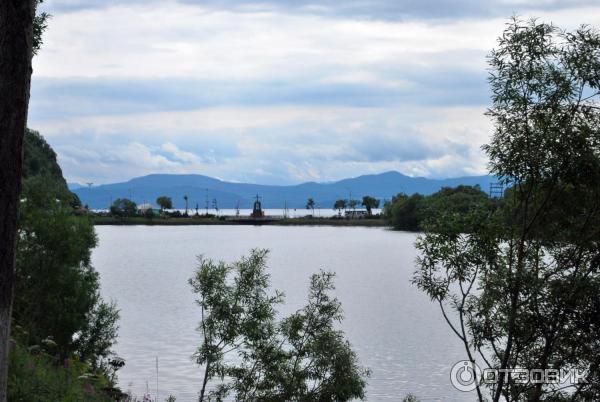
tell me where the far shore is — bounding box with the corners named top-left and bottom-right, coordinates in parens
top-left (92, 216), bottom-right (389, 227)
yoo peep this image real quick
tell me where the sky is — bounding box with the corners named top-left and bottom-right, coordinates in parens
top-left (30, 0), bottom-right (600, 185)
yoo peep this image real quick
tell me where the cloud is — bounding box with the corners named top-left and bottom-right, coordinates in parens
top-left (160, 142), bottom-right (206, 164)
top-left (42, 0), bottom-right (600, 21)
top-left (29, 1), bottom-right (600, 184)
top-left (33, 3), bottom-right (504, 81)
top-left (39, 105), bottom-right (492, 184)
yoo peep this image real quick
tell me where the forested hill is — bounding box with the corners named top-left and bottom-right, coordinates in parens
top-left (72, 171), bottom-right (497, 209)
top-left (23, 129), bottom-right (80, 207)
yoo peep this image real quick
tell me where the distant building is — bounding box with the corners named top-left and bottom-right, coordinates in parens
top-left (137, 203), bottom-right (154, 212)
top-left (345, 210), bottom-right (368, 219)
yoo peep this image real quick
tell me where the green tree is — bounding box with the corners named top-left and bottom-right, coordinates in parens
top-left (422, 185), bottom-right (497, 231)
top-left (384, 193), bottom-right (424, 231)
top-left (23, 129), bottom-right (80, 208)
top-left (333, 199), bottom-right (347, 216)
top-left (143, 207), bottom-right (155, 220)
top-left (156, 196), bottom-right (172, 211)
top-left (14, 198), bottom-right (98, 359)
top-left (14, 163), bottom-right (119, 366)
top-left (72, 300), bottom-right (119, 371)
top-left (11, 130), bottom-right (121, 399)
top-left (189, 250), bottom-right (369, 402)
top-left (413, 19), bottom-right (600, 402)
top-left (383, 186), bottom-right (495, 231)
top-left (425, 185), bottom-right (489, 214)
top-left (306, 197), bottom-right (315, 215)
top-left (361, 195), bottom-right (380, 216)
top-left (110, 198), bottom-right (137, 218)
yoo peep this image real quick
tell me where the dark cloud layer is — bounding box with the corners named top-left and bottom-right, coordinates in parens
top-left (43, 0), bottom-right (599, 20)
top-left (30, 69), bottom-right (489, 122)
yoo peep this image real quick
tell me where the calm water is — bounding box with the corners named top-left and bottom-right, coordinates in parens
top-left (92, 226), bottom-right (472, 402)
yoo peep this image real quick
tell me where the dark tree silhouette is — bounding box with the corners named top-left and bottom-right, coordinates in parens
top-left (0, 1), bottom-right (39, 399)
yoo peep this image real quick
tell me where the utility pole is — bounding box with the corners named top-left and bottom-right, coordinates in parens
top-left (85, 183), bottom-right (93, 210)
top-left (205, 188), bottom-right (209, 215)
top-left (346, 188), bottom-right (352, 212)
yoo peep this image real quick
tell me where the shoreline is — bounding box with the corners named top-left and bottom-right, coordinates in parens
top-left (92, 216), bottom-right (389, 227)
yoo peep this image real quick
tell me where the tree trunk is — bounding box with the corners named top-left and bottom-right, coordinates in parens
top-left (199, 361), bottom-right (211, 402)
top-left (0, 1), bottom-right (36, 400)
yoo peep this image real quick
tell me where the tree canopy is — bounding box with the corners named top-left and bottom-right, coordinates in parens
top-left (333, 199), bottom-right (347, 215)
top-left (190, 249), bottom-right (369, 401)
top-left (110, 198), bottom-right (137, 218)
top-left (306, 197), bottom-right (315, 213)
top-left (156, 196), bottom-right (172, 211)
top-left (413, 18), bottom-right (600, 402)
top-left (383, 185), bottom-right (495, 231)
top-left (15, 130), bottom-right (119, 366)
top-left (361, 196), bottom-right (380, 215)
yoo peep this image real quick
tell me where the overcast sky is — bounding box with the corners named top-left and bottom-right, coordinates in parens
top-left (30, 0), bottom-right (600, 185)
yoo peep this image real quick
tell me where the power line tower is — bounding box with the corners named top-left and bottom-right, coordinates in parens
top-left (489, 182), bottom-right (504, 198)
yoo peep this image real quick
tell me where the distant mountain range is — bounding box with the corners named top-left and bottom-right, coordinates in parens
top-left (70, 171), bottom-right (496, 209)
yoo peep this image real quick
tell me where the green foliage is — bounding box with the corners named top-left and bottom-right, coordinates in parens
top-left (156, 196), bottom-right (172, 211)
top-left (143, 208), bottom-right (155, 220)
top-left (189, 249), bottom-right (369, 401)
top-left (414, 18), bottom-right (600, 402)
top-left (384, 193), bottom-right (424, 231)
top-left (15, 197), bottom-right (119, 369)
top-left (110, 198), bottom-right (137, 218)
top-left (384, 185), bottom-right (496, 231)
top-left (12, 130), bottom-right (120, 399)
top-left (276, 271), bottom-right (369, 401)
top-left (361, 195), bottom-right (380, 215)
top-left (22, 129), bottom-right (80, 208)
top-left (333, 199), bottom-right (347, 215)
top-left (425, 185), bottom-right (489, 215)
top-left (306, 197), bottom-right (315, 213)
top-left (15, 197), bottom-right (100, 358)
top-left (33, 1), bottom-right (50, 56)
top-left (8, 340), bottom-right (112, 402)
top-left (72, 301), bottom-right (120, 371)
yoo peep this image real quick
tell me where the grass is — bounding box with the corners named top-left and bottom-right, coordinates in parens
top-left (8, 340), bottom-right (114, 402)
